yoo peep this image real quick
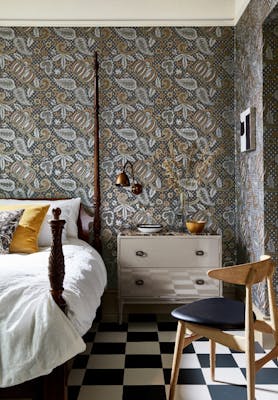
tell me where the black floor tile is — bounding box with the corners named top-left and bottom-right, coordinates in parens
top-left (123, 385), bottom-right (166, 400)
top-left (128, 313), bottom-right (157, 322)
top-left (82, 331), bottom-right (95, 343)
top-left (72, 354), bottom-right (89, 369)
top-left (127, 331), bottom-right (159, 342)
top-left (241, 367), bottom-right (278, 384)
top-left (157, 321), bottom-right (177, 331)
top-left (83, 369), bottom-right (124, 385)
top-left (160, 342), bottom-right (195, 354)
top-left (125, 354), bottom-right (162, 368)
top-left (98, 322), bottom-right (128, 331)
top-left (208, 384), bottom-right (247, 400)
top-left (91, 342), bottom-right (126, 354)
top-left (159, 342), bottom-right (175, 354)
top-left (197, 354), bottom-right (238, 368)
top-left (164, 368), bottom-right (206, 384)
top-left (67, 385), bottom-right (80, 400)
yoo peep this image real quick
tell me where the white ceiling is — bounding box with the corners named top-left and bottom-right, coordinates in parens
top-left (1, 0), bottom-right (251, 26)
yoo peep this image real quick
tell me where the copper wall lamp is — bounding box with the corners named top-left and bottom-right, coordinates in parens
top-left (115, 161), bottom-right (142, 195)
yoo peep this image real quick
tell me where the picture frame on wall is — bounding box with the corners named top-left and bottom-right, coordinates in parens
top-left (240, 107), bottom-right (256, 152)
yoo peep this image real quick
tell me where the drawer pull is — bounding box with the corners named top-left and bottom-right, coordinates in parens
top-left (135, 279), bottom-right (144, 286)
top-left (136, 250), bottom-right (147, 257)
top-left (195, 250), bottom-right (204, 256)
top-left (195, 279), bottom-right (205, 285)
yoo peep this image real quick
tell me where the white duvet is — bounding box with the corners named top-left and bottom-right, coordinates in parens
top-left (0, 239), bottom-right (107, 387)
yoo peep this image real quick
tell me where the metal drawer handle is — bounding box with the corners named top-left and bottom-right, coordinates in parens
top-left (195, 279), bottom-right (205, 285)
top-left (135, 279), bottom-right (144, 286)
top-left (136, 250), bottom-right (147, 257)
top-left (195, 250), bottom-right (204, 256)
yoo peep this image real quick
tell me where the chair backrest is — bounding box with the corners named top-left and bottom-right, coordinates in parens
top-left (208, 256), bottom-right (274, 286)
top-left (208, 255), bottom-right (278, 340)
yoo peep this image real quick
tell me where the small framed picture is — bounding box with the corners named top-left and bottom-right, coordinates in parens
top-left (240, 107), bottom-right (256, 152)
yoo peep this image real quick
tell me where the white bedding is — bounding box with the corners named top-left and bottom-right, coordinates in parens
top-left (0, 239), bottom-right (107, 387)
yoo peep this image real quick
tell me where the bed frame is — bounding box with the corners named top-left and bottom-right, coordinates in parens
top-left (0, 52), bottom-right (101, 400)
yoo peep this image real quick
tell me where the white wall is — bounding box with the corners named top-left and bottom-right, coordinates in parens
top-left (0, 0), bottom-right (250, 26)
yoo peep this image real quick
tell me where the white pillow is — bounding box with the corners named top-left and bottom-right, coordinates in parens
top-left (0, 198), bottom-right (81, 245)
top-left (42, 198), bottom-right (81, 238)
top-left (39, 204), bottom-right (71, 246)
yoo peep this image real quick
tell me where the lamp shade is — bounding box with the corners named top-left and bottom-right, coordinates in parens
top-left (115, 171), bottom-right (130, 187)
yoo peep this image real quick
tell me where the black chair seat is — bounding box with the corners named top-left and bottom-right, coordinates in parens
top-left (171, 297), bottom-right (256, 330)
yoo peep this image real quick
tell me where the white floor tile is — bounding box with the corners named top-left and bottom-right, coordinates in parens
top-left (193, 341), bottom-right (231, 354)
top-left (94, 331), bottom-right (127, 342)
top-left (128, 322), bottom-right (158, 332)
top-left (78, 385), bottom-right (123, 400)
top-left (232, 352), bottom-right (277, 368)
top-left (158, 331), bottom-right (177, 342)
top-left (124, 368), bottom-right (164, 385)
top-left (87, 354), bottom-right (125, 369)
top-left (68, 369), bottom-right (85, 386)
top-left (125, 341), bottom-right (161, 354)
top-left (180, 353), bottom-right (202, 368)
top-left (161, 353), bottom-right (174, 369)
top-left (161, 353), bottom-right (201, 369)
top-left (165, 384), bottom-right (212, 400)
top-left (202, 367), bottom-right (246, 385)
top-left (255, 385), bottom-right (278, 399)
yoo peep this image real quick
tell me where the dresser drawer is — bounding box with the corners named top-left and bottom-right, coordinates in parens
top-left (118, 236), bottom-right (220, 269)
top-left (120, 267), bottom-right (220, 298)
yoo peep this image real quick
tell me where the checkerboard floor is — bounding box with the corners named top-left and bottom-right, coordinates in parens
top-left (68, 314), bottom-right (278, 400)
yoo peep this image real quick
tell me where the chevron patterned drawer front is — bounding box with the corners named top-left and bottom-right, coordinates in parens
top-left (120, 267), bottom-right (220, 298)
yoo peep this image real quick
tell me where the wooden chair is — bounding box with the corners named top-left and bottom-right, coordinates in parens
top-left (169, 255), bottom-right (278, 400)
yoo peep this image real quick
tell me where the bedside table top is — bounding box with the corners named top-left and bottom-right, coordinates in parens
top-left (118, 229), bottom-right (220, 237)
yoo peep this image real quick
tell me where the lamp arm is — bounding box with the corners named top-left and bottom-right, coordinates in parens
top-left (116, 160), bottom-right (142, 195)
top-left (123, 160), bottom-right (135, 183)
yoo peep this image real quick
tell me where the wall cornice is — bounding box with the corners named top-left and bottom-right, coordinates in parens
top-left (0, 0), bottom-right (250, 26)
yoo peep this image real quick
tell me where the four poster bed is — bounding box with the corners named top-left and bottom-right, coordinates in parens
top-left (0, 52), bottom-right (104, 399)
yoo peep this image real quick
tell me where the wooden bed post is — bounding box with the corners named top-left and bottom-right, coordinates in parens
top-left (93, 51), bottom-right (102, 255)
top-left (0, 51), bottom-right (101, 400)
top-left (48, 208), bottom-right (66, 313)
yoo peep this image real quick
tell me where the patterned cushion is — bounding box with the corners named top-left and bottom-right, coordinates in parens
top-left (0, 209), bottom-right (24, 254)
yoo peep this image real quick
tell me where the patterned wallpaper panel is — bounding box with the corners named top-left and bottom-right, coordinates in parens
top-left (0, 27), bottom-right (235, 288)
top-left (234, 0), bottom-right (278, 314)
top-left (264, 15), bottom-right (278, 301)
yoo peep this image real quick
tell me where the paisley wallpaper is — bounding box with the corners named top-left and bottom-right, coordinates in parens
top-left (234, 0), bottom-right (278, 314)
top-left (0, 26), bottom-right (235, 288)
top-left (264, 12), bottom-right (278, 307)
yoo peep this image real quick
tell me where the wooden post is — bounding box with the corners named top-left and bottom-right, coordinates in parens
top-left (48, 208), bottom-right (66, 313)
top-left (93, 51), bottom-right (102, 255)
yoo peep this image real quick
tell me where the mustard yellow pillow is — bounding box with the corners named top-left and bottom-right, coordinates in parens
top-left (0, 204), bottom-right (50, 253)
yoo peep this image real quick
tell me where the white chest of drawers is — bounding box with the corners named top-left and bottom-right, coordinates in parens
top-left (117, 232), bottom-right (222, 323)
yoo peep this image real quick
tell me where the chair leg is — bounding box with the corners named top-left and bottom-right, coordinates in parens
top-left (245, 286), bottom-right (256, 400)
top-left (169, 321), bottom-right (186, 400)
top-left (246, 346), bottom-right (255, 400)
top-left (210, 339), bottom-right (216, 381)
